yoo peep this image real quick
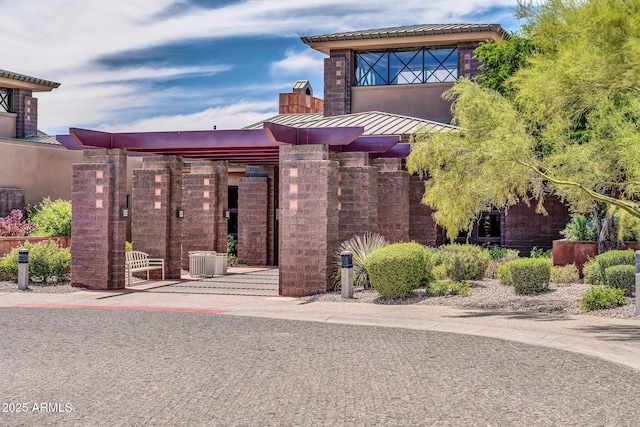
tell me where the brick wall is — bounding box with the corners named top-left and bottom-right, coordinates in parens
top-left (323, 49), bottom-right (353, 117)
top-left (335, 152), bottom-right (378, 243)
top-left (266, 166), bottom-right (277, 266)
top-left (279, 92), bottom-right (324, 114)
top-left (71, 149), bottom-right (127, 289)
top-left (505, 196), bottom-right (571, 255)
top-left (181, 171), bottom-right (217, 270)
top-left (11, 88), bottom-right (36, 138)
top-left (408, 175), bottom-right (440, 246)
top-left (458, 42), bottom-right (482, 80)
top-left (0, 188), bottom-right (25, 216)
top-left (238, 175), bottom-right (268, 265)
top-left (372, 158), bottom-right (409, 243)
top-left (208, 161), bottom-right (229, 253)
top-left (279, 145), bottom-right (339, 296)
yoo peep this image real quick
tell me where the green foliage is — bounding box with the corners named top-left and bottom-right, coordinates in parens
top-left (227, 234), bottom-right (237, 254)
top-left (582, 259), bottom-right (603, 285)
top-left (486, 246), bottom-right (520, 260)
top-left (439, 244), bottom-right (490, 281)
top-left (529, 247), bottom-right (552, 258)
top-left (227, 253), bottom-right (238, 267)
top-left (507, 258), bottom-right (552, 295)
top-left (550, 264), bottom-right (580, 284)
top-left (596, 250), bottom-right (635, 281)
top-left (431, 264), bottom-right (447, 281)
top-left (560, 214), bottom-right (598, 241)
top-left (125, 241), bottom-right (133, 252)
top-left (581, 286), bottom-right (629, 311)
top-left (27, 198), bottom-right (72, 237)
top-left (333, 232), bottom-right (389, 288)
top-left (449, 281), bottom-right (470, 297)
top-left (604, 265), bottom-right (635, 297)
top-left (426, 280), bottom-right (449, 297)
top-left (497, 262), bottom-right (513, 286)
top-left (0, 241), bottom-right (70, 283)
top-left (365, 242), bottom-right (427, 299)
top-left (485, 248), bottom-right (520, 279)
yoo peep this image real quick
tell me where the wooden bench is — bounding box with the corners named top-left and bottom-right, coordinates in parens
top-left (125, 251), bottom-right (165, 286)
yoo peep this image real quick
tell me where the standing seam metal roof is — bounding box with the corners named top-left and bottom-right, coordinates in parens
top-left (0, 70), bottom-right (60, 89)
top-left (301, 23), bottom-right (508, 44)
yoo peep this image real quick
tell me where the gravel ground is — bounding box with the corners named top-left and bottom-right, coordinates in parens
top-left (2, 278), bottom-right (637, 319)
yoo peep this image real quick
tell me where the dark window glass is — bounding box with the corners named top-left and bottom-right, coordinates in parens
top-left (0, 89), bottom-right (11, 112)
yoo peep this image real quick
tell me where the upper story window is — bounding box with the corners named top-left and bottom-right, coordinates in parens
top-left (355, 47), bottom-right (458, 86)
top-left (0, 88), bottom-right (11, 113)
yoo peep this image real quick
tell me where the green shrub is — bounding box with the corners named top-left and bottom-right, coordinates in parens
top-left (427, 280), bottom-right (449, 296)
top-left (604, 265), bottom-right (635, 296)
top-left (530, 247), bottom-right (552, 258)
top-left (125, 241), bottom-right (133, 252)
top-left (431, 264), bottom-right (447, 280)
top-left (485, 249), bottom-right (519, 279)
top-left (0, 241), bottom-right (70, 283)
top-left (430, 248), bottom-right (445, 266)
top-left (227, 234), bottom-right (237, 254)
top-left (581, 286), bottom-right (629, 311)
top-left (365, 242), bottom-right (427, 299)
top-left (440, 244), bottom-right (490, 282)
top-left (508, 258), bottom-right (552, 295)
top-left (596, 250), bottom-right (635, 281)
top-left (582, 259), bottom-right (603, 285)
top-left (27, 198), bottom-right (72, 237)
top-left (486, 246), bottom-right (520, 260)
top-left (497, 263), bottom-right (513, 286)
top-left (550, 264), bottom-right (580, 284)
top-left (333, 232), bottom-right (389, 288)
top-left (449, 281), bottom-right (470, 296)
top-left (560, 214), bottom-right (598, 241)
top-left (227, 253), bottom-right (238, 267)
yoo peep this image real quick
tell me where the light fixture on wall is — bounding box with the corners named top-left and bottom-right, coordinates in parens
top-left (120, 207), bottom-right (129, 218)
top-left (224, 209), bottom-right (230, 219)
top-left (176, 208), bottom-right (184, 218)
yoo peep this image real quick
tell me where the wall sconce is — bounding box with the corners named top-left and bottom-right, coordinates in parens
top-left (176, 208), bottom-right (184, 218)
top-left (120, 207), bottom-right (129, 218)
top-left (224, 209), bottom-right (230, 219)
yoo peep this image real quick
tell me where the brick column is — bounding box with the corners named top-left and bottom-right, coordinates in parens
top-left (11, 88), bottom-right (36, 138)
top-left (279, 145), bottom-right (339, 296)
top-left (266, 166), bottom-right (277, 266)
top-left (181, 162), bottom-right (217, 269)
top-left (323, 49), bottom-right (353, 117)
top-left (335, 152), bottom-right (378, 243)
top-left (409, 175), bottom-right (440, 246)
top-left (208, 161), bottom-right (228, 253)
top-left (372, 158), bottom-right (409, 243)
top-left (458, 42), bottom-right (482, 80)
top-left (132, 156), bottom-right (183, 279)
top-left (71, 149), bottom-right (127, 289)
top-left (238, 166), bottom-right (268, 265)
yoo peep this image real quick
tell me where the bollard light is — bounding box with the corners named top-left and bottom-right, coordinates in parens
top-left (341, 250), bottom-right (354, 299)
top-left (18, 248), bottom-right (29, 291)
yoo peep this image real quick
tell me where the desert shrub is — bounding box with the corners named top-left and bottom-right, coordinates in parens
top-left (431, 264), bottom-right (447, 280)
top-left (125, 241), bottom-right (133, 252)
top-left (439, 244), bottom-right (490, 282)
top-left (581, 286), bottom-right (629, 311)
top-left (485, 249), bottom-right (520, 279)
top-left (430, 248), bottom-right (445, 266)
top-left (0, 209), bottom-right (35, 237)
top-left (596, 250), bottom-right (635, 280)
top-left (550, 264), bottom-right (580, 284)
top-left (227, 253), bottom-right (238, 267)
top-left (507, 258), bottom-right (552, 295)
top-left (27, 198), bottom-right (71, 237)
top-left (560, 214), bottom-right (598, 241)
top-left (333, 232), bottom-right (389, 288)
top-left (427, 280), bottom-right (449, 296)
top-left (530, 247), bottom-right (552, 258)
top-left (449, 281), bottom-right (470, 296)
top-left (366, 242), bottom-right (427, 299)
top-left (582, 259), bottom-right (603, 285)
top-left (604, 265), bottom-right (635, 296)
top-left (486, 246), bottom-right (520, 260)
top-left (497, 263), bottom-right (513, 286)
top-left (0, 241), bottom-right (70, 283)
top-left (227, 234), bottom-right (237, 254)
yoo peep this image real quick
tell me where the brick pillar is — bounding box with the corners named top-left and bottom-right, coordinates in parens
top-left (181, 162), bottom-right (217, 270)
top-left (409, 175), bottom-right (440, 246)
top-left (323, 49), bottom-right (353, 117)
top-left (132, 156), bottom-right (183, 279)
top-left (11, 88), bottom-right (35, 138)
top-left (335, 152), bottom-right (378, 243)
top-left (266, 166), bottom-right (277, 266)
top-left (372, 158), bottom-right (409, 243)
top-left (279, 145), bottom-right (339, 296)
top-left (71, 149), bottom-right (127, 289)
top-left (238, 166), bottom-right (269, 265)
top-left (207, 161), bottom-right (228, 253)
top-left (458, 42), bottom-right (482, 80)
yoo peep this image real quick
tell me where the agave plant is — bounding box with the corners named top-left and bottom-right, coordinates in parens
top-left (333, 232), bottom-right (389, 288)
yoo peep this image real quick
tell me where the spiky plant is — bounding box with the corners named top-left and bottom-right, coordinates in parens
top-left (333, 232), bottom-right (389, 288)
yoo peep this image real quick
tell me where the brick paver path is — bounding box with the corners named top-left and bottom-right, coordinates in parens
top-left (2, 307), bottom-right (640, 426)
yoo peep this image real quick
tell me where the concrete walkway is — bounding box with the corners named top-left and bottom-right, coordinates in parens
top-left (1, 267), bottom-right (639, 372)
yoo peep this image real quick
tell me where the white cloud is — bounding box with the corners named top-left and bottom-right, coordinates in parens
top-left (270, 49), bottom-right (325, 78)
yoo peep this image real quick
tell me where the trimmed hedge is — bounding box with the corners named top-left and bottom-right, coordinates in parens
top-left (604, 265), bottom-right (635, 296)
top-left (596, 250), bottom-right (635, 280)
top-left (366, 242), bottom-right (428, 299)
top-left (497, 263), bottom-right (513, 286)
top-left (550, 264), bottom-right (580, 284)
top-left (581, 286), bottom-right (629, 311)
top-left (506, 258), bottom-right (552, 295)
top-left (440, 244), bottom-right (490, 281)
top-left (582, 259), bottom-right (602, 285)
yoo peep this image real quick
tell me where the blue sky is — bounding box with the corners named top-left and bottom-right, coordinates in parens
top-left (4, 0), bottom-right (522, 135)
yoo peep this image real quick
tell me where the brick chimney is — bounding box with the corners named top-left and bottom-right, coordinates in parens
top-left (278, 80), bottom-right (324, 114)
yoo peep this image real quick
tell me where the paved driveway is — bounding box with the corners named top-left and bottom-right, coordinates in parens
top-left (2, 306), bottom-right (640, 426)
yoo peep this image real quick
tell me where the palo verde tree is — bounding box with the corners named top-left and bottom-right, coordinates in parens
top-left (408, 0), bottom-right (640, 252)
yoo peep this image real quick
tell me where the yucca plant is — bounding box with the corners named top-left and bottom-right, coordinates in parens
top-left (333, 232), bottom-right (389, 288)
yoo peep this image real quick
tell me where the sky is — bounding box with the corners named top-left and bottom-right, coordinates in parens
top-left (4, 0), bottom-right (522, 136)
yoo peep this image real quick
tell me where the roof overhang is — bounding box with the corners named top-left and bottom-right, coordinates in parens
top-left (0, 71), bottom-right (60, 92)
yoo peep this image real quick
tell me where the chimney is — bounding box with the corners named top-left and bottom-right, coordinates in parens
top-left (278, 80), bottom-right (324, 114)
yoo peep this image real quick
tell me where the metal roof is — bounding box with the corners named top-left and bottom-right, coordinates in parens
top-left (301, 24), bottom-right (508, 44)
top-left (0, 135), bottom-right (62, 146)
top-left (244, 111), bottom-right (457, 140)
top-left (0, 70), bottom-right (60, 89)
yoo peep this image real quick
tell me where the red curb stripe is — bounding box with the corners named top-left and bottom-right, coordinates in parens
top-left (15, 304), bottom-right (226, 314)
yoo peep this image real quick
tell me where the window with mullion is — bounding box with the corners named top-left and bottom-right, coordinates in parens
top-left (0, 89), bottom-right (11, 113)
